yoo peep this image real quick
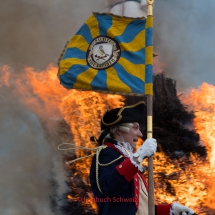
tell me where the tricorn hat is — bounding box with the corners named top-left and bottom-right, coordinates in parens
top-left (101, 101), bottom-right (146, 130)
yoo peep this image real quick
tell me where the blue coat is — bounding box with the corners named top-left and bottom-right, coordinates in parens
top-left (90, 139), bottom-right (171, 215)
top-left (90, 143), bottom-right (136, 214)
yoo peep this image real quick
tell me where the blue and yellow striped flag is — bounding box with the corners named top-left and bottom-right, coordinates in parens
top-left (58, 12), bottom-right (153, 96)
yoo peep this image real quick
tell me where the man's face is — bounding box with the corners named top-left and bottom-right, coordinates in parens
top-left (120, 122), bottom-right (143, 151)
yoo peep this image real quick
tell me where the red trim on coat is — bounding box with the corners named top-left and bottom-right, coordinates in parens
top-left (105, 142), bottom-right (123, 155)
top-left (137, 172), bottom-right (148, 192)
top-left (156, 204), bottom-right (171, 215)
top-left (133, 174), bottom-right (139, 209)
top-left (116, 158), bottom-right (138, 181)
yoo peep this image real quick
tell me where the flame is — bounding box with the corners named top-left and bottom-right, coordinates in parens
top-left (152, 152), bottom-right (208, 209)
top-left (179, 83), bottom-right (215, 213)
top-left (181, 83), bottom-right (215, 168)
top-left (1, 64), bottom-right (215, 214)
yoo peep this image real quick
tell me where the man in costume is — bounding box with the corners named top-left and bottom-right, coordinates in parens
top-left (90, 101), bottom-right (196, 215)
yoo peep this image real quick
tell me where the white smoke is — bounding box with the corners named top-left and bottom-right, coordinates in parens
top-left (0, 0), bottom-right (104, 71)
top-left (153, 0), bottom-right (215, 90)
top-left (0, 88), bottom-right (54, 214)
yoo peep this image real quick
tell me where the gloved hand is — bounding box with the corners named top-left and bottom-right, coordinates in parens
top-left (133, 138), bottom-right (157, 162)
top-left (170, 202), bottom-right (197, 215)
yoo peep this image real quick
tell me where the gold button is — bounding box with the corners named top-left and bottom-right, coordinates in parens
top-left (119, 165), bottom-right (122, 168)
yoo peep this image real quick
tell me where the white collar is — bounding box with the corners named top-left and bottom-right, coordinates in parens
top-left (114, 140), bottom-right (143, 172)
top-left (115, 141), bottom-right (133, 157)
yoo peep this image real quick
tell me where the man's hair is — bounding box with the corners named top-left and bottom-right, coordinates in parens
top-left (109, 123), bottom-right (133, 138)
top-left (98, 123), bottom-right (133, 145)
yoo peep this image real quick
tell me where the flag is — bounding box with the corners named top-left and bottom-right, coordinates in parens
top-left (58, 12), bottom-right (153, 96)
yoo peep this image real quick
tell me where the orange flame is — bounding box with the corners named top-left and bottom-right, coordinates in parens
top-left (179, 83), bottom-right (215, 212)
top-left (181, 83), bottom-right (215, 167)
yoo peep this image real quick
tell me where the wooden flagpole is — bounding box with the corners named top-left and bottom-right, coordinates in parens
top-left (146, 0), bottom-right (155, 215)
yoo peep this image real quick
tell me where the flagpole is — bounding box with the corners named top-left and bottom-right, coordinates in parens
top-left (146, 0), bottom-right (155, 215)
top-left (122, 0), bottom-right (125, 16)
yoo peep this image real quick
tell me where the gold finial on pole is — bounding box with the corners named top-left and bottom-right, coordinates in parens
top-left (122, 0), bottom-right (125, 16)
top-left (146, 0), bottom-right (154, 16)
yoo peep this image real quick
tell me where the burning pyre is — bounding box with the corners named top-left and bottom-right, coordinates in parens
top-left (0, 65), bottom-right (215, 215)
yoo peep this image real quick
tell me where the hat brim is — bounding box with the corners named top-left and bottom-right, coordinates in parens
top-left (101, 101), bottom-right (146, 130)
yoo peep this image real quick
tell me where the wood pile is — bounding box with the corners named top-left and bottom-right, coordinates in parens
top-left (125, 73), bottom-right (206, 159)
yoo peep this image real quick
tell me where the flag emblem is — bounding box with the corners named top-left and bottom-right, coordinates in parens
top-left (87, 36), bottom-right (121, 69)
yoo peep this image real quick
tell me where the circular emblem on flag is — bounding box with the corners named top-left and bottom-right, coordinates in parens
top-left (86, 36), bottom-right (121, 70)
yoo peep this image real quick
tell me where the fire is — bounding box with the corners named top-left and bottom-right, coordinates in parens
top-left (181, 83), bottom-right (215, 168)
top-left (179, 83), bottom-right (215, 213)
top-left (1, 64), bottom-right (215, 214)
top-left (152, 152), bottom-right (208, 209)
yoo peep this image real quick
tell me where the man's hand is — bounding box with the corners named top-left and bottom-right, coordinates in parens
top-left (133, 138), bottom-right (157, 163)
top-left (170, 202), bottom-right (197, 215)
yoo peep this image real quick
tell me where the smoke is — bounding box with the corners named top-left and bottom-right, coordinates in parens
top-left (0, 0), bottom-right (104, 71)
top-left (0, 87), bottom-right (54, 214)
top-left (153, 0), bottom-right (215, 90)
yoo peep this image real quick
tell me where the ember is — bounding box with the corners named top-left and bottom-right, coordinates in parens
top-left (0, 65), bottom-right (214, 215)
